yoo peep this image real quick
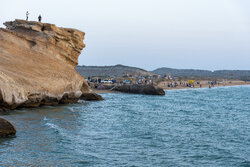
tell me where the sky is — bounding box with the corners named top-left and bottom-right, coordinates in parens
top-left (1, 0), bottom-right (250, 71)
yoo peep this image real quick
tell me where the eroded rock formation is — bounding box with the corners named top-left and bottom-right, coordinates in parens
top-left (0, 19), bottom-right (102, 111)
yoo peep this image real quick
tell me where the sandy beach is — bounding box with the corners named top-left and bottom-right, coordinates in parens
top-left (158, 80), bottom-right (250, 90)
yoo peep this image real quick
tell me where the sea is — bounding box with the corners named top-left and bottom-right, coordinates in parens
top-left (0, 85), bottom-right (250, 167)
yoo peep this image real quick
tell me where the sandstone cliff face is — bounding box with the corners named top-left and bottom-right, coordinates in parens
top-left (0, 20), bottom-right (97, 111)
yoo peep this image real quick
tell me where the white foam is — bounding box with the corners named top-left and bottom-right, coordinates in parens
top-left (45, 122), bottom-right (59, 130)
top-left (45, 122), bottom-right (67, 137)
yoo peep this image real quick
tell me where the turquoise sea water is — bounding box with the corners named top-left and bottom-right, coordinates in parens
top-left (0, 86), bottom-right (250, 167)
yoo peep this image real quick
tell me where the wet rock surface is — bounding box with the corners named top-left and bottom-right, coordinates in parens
top-left (0, 117), bottom-right (16, 138)
top-left (80, 93), bottom-right (104, 101)
top-left (112, 84), bottom-right (165, 95)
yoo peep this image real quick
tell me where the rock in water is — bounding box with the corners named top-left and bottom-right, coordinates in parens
top-left (0, 19), bottom-right (102, 111)
top-left (0, 117), bottom-right (16, 137)
top-left (113, 84), bottom-right (165, 95)
top-left (80, 93), bottom-right (104, 101)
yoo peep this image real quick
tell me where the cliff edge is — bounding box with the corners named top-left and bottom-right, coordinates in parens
top-left (0, 19), bottom-right (101, 111)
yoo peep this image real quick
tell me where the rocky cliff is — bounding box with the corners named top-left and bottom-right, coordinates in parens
top-left (0, 19), bottom-right (101, 111)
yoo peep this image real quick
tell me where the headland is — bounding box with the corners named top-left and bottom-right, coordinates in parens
top-left (0, 20), bottom-right (102, 111)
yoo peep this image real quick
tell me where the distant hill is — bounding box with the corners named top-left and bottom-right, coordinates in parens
top-left (76, 65), bottom-right (250, 81)
top-left (152, 67), bottom-right (250, 81)
top-left (152, 68), bottom-right (212, 78)
top-left (212, 70), bottom-right (250, 81)
top-left (76, 64), bottom-right (155, 78)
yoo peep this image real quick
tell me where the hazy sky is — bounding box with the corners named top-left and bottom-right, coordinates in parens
top-left (1, 0), bottom-right (250, 70)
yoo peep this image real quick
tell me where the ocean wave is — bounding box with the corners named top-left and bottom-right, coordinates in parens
top-left (45, 122), bottom-right (68, 138)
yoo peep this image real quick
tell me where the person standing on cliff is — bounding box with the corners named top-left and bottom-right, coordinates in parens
top-left (26, 11), bottom-right (29, 21)
top-left (38, 15), bottom-right (42, 22)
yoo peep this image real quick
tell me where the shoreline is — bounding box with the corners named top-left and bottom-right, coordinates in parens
top-left (161, 81), bottom-right (250, 91)
top-left (92, 82), bottom-right (250, 94)
top-left (164, 83), bottom-right (250, 91)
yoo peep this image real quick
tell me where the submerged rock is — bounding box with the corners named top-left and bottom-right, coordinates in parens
top-left (0, 19), bottom-right (102, 111)
top-left (0, 117), bottom-right (16, 137)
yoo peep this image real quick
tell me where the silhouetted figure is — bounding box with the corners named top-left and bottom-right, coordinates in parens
top-left (26, 11), bottom-right (29, 21)
top-left (38, 15), bottom-right (42, 22)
